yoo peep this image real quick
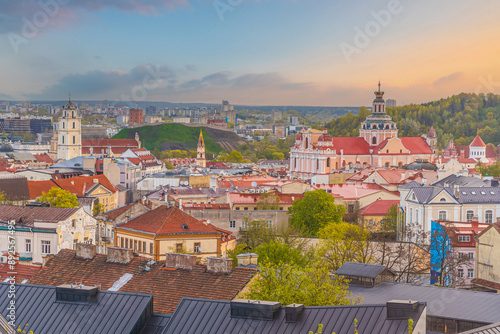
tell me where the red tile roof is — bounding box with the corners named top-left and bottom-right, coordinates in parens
top-left (486, 144), bottom-right (497, 158)
top-left (100, 202), bottom-right (149, 221)
top-left (331, 137), bottom-right (371, 155)
top-left (359, 200), bottom-right (400, 216)
top-left (33, 154), bottom-right (55, 164)
top-left (206, 162), bottom-right (229, 169)
top-left (81, 139), bottom-right (140, 155)
top-left (29, 249), bottom-right (256, 314)
top-left (399, 137), bottom-right (434, 154)
top-left (0, 263), bottom-right (42, 283)
top-left (28, 179), bottom-right (58, 199)
top-left (470, 135), bottom-right (486, 147)
top-left (117, 206), bottom-right (219, 235)
top-left (0, 205), bottom-right (79, 225)
top-left (28, 175), bottom-right (118, 199)
top-left (472, 278), bottom-right (500, 291)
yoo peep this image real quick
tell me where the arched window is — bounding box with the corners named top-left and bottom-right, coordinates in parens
top-left (439, 198), bottom-right (446, 202)
top-left (372, 137), bottom-right (377, 145)
top-left (385, 162), bottom-right (389, 167)
top-left (415, 209), bottom-right (419, 225)
top-left (466, 210), bottom-right (474, 222)
top-left (305, 137), bottom-right (309, 149)
top-left (369, 219), bottom-right (374, 225)
top-left (62, 122), bottom-right (65, 129)
top-left (326, 158), bottom-right (330, 168)
top-left (62, 136), bottom-right (64, 144)
top-left (73, 136), bottom-right (75, 144)
top-left (409, 208), bottom-right (413, 223)
top-left (73, 122), bottom-right (75, 129)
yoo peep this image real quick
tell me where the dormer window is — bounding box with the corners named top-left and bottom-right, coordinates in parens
top-left (439, 198), bottom-right (446, 202)
top-left (458, 235), bottom-right (470, 242)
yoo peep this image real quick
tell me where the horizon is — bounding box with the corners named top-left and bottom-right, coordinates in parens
top-left (1, 1), bottom-right (499, 106)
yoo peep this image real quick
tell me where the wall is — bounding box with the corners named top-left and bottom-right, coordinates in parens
top-left (476, 227), bottom-right (500, 286)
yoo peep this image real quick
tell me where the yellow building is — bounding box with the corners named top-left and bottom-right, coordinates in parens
top-left (114, 205), bottom-right (235, 260)
top-left (358, 199), bottom-right (400, 232)
top-left (474, 223), bottom-right (500, 292)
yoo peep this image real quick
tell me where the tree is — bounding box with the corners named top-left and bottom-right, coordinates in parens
top-left (92, 202), bottom-right (105, 216)
top-left (164, 160), bottom-right (175, 170)
top-left (241, 262), bottom-right (360, 306)
top-left (256, 240), bottom-right (308, 267)
top-left (227, 150), bottom-right (243, 163)
top-left (315, 222), bottom-right (372, 272)
top-left (239, 219), bottom-right (276, 250)
top-left (36, 187), bottom-right (79, 208)
top-left (271, 152), bottom-right (284, 160)
top-left (255, 192), bottom-right (280, 210)
top-left (288, 189), bottom-right (345, 237)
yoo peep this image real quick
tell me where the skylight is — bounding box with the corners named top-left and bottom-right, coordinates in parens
top-left (481, 191), bottom-right (486, 195)
top-left (182, 224), bottom-right (189, 230)
top-left (471, 191), bottom-right (476, 195)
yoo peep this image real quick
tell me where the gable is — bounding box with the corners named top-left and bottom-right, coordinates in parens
top-left (377, 137), bottom-right (410, 155)
top-left (428, 189), bottom-right (458, 204)
top-left (87, 184), bottom-right (113, 196)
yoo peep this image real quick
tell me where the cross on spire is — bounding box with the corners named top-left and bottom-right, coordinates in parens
top-left (378, 81), bottom-right (381, 92)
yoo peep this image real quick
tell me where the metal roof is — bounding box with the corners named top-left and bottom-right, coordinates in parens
top-left (0, 283), bottom-right (154, 334)
top-left (431, 175), bottom-right (487, 188)
top-left (335, 262), bottom-right (395, 279)
top-left (143, 314), bottom-right (172, 334)
top-left (162, 297), bottom-right (425, 334)
top-left (460, 322), bottom-right (500, 334)
top-left (350, 282), bottom-right (500, 324)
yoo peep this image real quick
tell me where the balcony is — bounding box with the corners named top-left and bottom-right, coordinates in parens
top-left (101, 236), bottom-right (111, 243)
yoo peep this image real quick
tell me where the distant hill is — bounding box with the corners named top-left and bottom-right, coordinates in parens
top-left (325, 93), bottom-right (500, 149)
top-left (113, 123), bottom-right (246, 153)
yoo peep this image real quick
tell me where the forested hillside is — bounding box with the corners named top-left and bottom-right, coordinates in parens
top-left (325, 93), bottom-right (500, 149)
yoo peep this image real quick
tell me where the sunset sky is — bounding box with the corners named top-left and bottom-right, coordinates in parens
top-left (1, 0), bottom-right (499, 106)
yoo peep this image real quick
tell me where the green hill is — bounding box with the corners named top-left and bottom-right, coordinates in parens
top-left (325, 93), bottom-right (500, 149)
top-left (113, 123), bottom-right (245, 153)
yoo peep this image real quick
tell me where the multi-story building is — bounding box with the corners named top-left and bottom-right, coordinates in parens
top-left (29, 118), bottom-right (52, 134)
top-left (289, 83), bottom-right (434, 180)
top-left (473, 222), bottom-right (500, 292)
top-left (386, 99), bottom-right (397, 108)
top-left (57, 99), bottom-right (82, 160)
top-left (120, 147), bottom-right (162, 176)
top-left (0, 205), bottom-right (96, 264)
top-left (128, 108), bottom-right (144, 125)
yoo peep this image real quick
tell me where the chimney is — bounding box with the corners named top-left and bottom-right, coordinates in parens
top-left (471, 216), bottom-right (479, 228)
top-left (236, 253), bottom-right (259, 266)
top-left (165, 253), bottom-right (196, 269)
top-left (421, 177), bottom-right (427, 186)
top-left (206, 257), bottom-right (232, 273)
top-left (460, 148), bottom-right (465, 158)
top-left (107, 247), bottom-right (133, 264)
top-left (386, 300), bottom-right (419, 320)
top-left (56, 284), bottom-right (98, 304)
top-left (285, 304), bottom-right (304, 323)
top-left (230, 299), bottom-right (281, 320)
top-left (492, 179), bottom-right (499, 187)
top-left (75, 243), bottom-right (96, 260)
top-left (454, 185), bottom-right (460, 198)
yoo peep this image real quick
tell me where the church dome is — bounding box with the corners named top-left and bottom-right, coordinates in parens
top-left (405, 159), bottom-right (438, 171)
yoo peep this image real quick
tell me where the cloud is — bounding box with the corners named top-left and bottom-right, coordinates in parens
top-left (433, 72), bottom-right (465, 86)
top-left (0, 0), bottom-right (190, 34)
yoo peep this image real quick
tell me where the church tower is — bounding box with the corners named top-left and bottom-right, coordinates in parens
top-left (359, 82), bottom-right (398, 146)
top-left (196, 129), bottom-right (206, 167)
top-left (57, 96), bottom-right (82, 160)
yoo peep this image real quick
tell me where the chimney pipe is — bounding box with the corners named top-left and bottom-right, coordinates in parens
top-left (386, 300), bottom-right (419, 320)
top-left (206, 257), bottom-right (232, 273)
top-left (165, 253), bottom-right (196, 269)
top-left (107, 247), bottom-right (133, 264)
top-left (75, 243), bottom-right (96, 260)
top-left (285, 304), bottom-right (305, 323)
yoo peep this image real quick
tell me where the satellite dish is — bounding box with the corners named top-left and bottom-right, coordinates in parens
top-left (198, 247), bottom-right (203, 252)
top-left (251, 181), bottom-right (257, 188)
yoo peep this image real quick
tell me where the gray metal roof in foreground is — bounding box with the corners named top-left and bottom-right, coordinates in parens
top-left (460, 321), bottom-right (500, 334)
top-left (335, 262), bottom-right (393, 279)
top-left (0, 283), bottom-right (153, 334)
top-left (162, 297), bottom-right (425, 334)
top-left (350, 282), bottom-right (500, 324)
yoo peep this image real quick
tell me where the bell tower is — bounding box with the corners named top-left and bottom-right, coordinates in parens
top-left (359, 82), bottom-right (398, 146)
top-left (57, 95), bottom-right (82, 160)
top-left (196, 129), bottom-right (206, 168)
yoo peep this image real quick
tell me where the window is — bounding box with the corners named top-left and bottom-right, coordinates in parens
top-left (439, 198), bottom-right (446, 202)
top-left (241, 221), bottom-right (247, 229)
top-left (485, 210), bottom-right (493, 224)
top-left (194, 243), bottom-right (201, 253)
top-left (415, 209), bottom-right (419, 225)
top-left (72, 121), bottom-right (75, 129)
top-left (372, 137), bottom-right (377, 145)
top-left (125, 239), bottom-right (128, 248)
top-left (468, 252), bottom-right (474, 259)
top-left (121, 238), bottom-right (124, 248)
top-left (138, 241), bottom-right (141, 252)
top-left (134, 240), bottom-right (137, 251)
top-left (466, 210), bottom-right (474, 222)
top-left (236, 207), bottom-right (240, 210)
top-left (176, 243), bottom-right (183, 252)
top-left (41, 241), bottom-right (51, 254)
top-left (73, 136), bottom-right (75, 144)
top-left (458, 269), bottom-right (464, 278)
top-left (150, 243), bottom-right (153, 254)
top-left (409, 208), bottom-right (413, 223)
top-left (62, 135), bottom-right (64, 144)
top-left (230, 221), bottom-right (236, 228)
top-left (438, 211), bottom-right (447, 221)
top-left (385, 162), bottom-right (390, 167)
top-left (143, 242), bottom-right (146, 253)
top-left (458, 235), bottom-right (470, 242)
top-left (267, 221), bottom-right (272, 228)
top-left (244, 207), bottom-right (248, 211)
top-left (468, 269), bottom-right (474, 278)
top-left (369, 219), bottom-right (374, 226)
top-left (348, 204), bottom-right (355, 214)
top-left (25, 239), bottom-right (31, 253)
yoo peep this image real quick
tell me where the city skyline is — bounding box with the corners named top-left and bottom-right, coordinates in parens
top-left (0, 0), bottom-right (499, 106)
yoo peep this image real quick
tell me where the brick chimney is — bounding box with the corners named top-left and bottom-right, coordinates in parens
top-left (206, 257), bottom-right (232, 273)
top-left (107, 247), bottom-right (133, 264)
top-left (165, 253), bottom-right (196, 269)
top-left (471, 216), bottom-right (479, 228)
top-left (236, 253), bottom-right (258, 266)
top-left (75, 243), bottom-right (96, 260)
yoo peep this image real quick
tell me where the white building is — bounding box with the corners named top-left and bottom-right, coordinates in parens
top-left (57, 98), bottom-right (82, 160)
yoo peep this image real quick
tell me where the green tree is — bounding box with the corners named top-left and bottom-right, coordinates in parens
top-left (271, 152), bottom-right (285, 160)
top-left (227, 243), bottom-right (250, 267)
top-left (256, 192), bottom-right (280, 210)
top-left (227, 150), bottom-right (243, 163)
top-left (239, 219), bottom-right (276, 250)
top-left (164, 160), bottom-right (175, 170)
top-left (256, 240), bottom-right (308, 267)
top-left (315, 222), bottom-right (372, 272)
top-left (36, 187), bottom-right (79, 208)
top-left (92, 202), bottom-right (105, 216)
top-left (288, 189), bottom-right (345, 237)
top-left (242, 262), bottom-right (360, 306)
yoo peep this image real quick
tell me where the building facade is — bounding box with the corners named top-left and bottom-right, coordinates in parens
top-left (289, 83), bottom-right (434, 180)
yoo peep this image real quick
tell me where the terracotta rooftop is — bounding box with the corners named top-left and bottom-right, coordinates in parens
top-left (0, 205), bottom-right (79, 226)
top-left (470, 135), bottom-right (486, 147)
top-left (33, 153), bottom-right (55, 164)
top-left (100, 202), bottom-right (149, 221)
top-left (116, 206), bottom-right (219, 235)
top-left (0, 263), bottom-right (42, 283)
top-left (27, 174), bottom-right (118, 199)
top-left (359, 200), bottom-right (400, 216)
top-left (28, 249), bottom-right (256, 314)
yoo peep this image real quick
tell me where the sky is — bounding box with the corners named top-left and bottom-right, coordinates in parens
top-left (1, 0), bottom-right (500, 107)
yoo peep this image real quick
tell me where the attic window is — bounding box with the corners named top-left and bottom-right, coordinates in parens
top-left (491, 191), bottom-right (495, 195)
top-left (471, 191), bottom-right (476, 195)
top-left (181, 224), bottom-right (189, 230)
top-left (440, 198), bottom-right (446, 202)
top-left (481, 191), bottom-right (486, 195)
top-left (462, 191), bottom-right (466, 195)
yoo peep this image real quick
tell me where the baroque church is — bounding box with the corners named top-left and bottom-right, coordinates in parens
top-left (290, 84), bottom-right (435, 180)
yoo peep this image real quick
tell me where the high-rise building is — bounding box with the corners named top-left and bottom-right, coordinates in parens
top-left (386, 99), bottom-right (397, 108)
top-left (57, 98), bottom-right (82, 160)
top-left (30, 118), bottom-right (52, 134)
top-left (271, 110), bottom-right (282, 121)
